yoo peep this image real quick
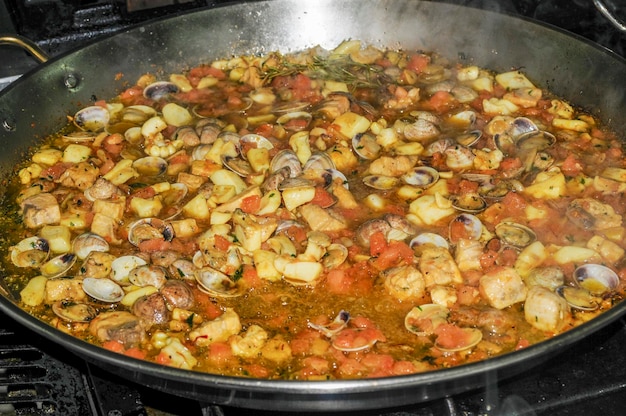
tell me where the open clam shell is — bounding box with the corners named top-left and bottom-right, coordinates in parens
top-left (128, 218), bottom-right (175, 247)
top-left (40, 253), bottom-right (77, 278)
top-left (362, 175), bottom-right (399, 190)
top-left (401, 166), bottom-right (439, 188)
top-left (451, 192), bottom-right (487, 213)
top-left (405, 304), bottom-right (449, 336)
top-left (495, 221), bottom-right (537, 248)
top-left (128, 264), bottom-right (168, 289)
top-left (143, 81), bottom-right (179, 100)
top-left (195, 267), bottom-right (243, 298)
top-left (111, 255), bottom-right (147, 285)
top-left (132, 156), bottom-right (168, 176)
top-left (82, 277), bottom-right (125, 303)
top-left (573, 264), bottom-right (619, 295)
top-left (434, 327), bottom-right (483, 352)
top-left (409, 233), bottom-right (450, 250)
top-left (449, 213), bottom-right (483, 243)
top-left (352, 133), bottom-right (381, 160)
top-left (52, 301), bottom-right (98, 323)
top-left (74, 105), bottom-right (110, 132)
top-left (72, 232), bottom-right (110, 260)
top-left (10, 236), bottom-right (50, 268)
top-left (556, 286), bottom-right (600, 311)
top-left (308, 310), bottom-right (350, 338)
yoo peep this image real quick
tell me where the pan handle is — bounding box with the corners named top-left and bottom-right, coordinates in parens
top-left (592, 0), bottom-right (626, 32)
top-left (0, 34), bottom-right (49, 63)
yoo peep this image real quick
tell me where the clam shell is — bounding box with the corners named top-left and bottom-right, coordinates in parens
top-left (222, 155), bottom-right (254, 177)
top-left (303, 151), bottom-right (335, 171)
top-left (451, 192), bottom-right (487, 213)
top-left (434, 327), bottom-right (483, 352)
top-left (573, 264), bottom-right (619, 295)
top-left (52, 301), bottom-right (97, 323)
top-left (352, 133), bottom-right (381, 160)
top-left (331, 328), bottom-right (379, 352)
top-left (132, 156), bottom-right (168, 176)
top-left (556, 286), bottom-right (599, 311)
top-left (308, 310), bottom-right (350, 338)
top-left (72, 232), bottom-right (110, 260)
top-left (128, 218), bottom-right (175, 247)
top-left (401, 166), bottom-right (439, 187)
top-left (82, 277), bottom-right (124, 303)
top-left (40, 253), bottom-right (77, 278)
top-left (270, 149), bottom-right (302, 177)
top-left (362, 175), bottom-right (399, 190)
top-left (276, 111), bottom-right (312, 131)
top-left (128, 264), bottom-right (168, 289)
top-left (449, 213), bottom-right (483, 243)
top-left (143, 81), bottom-right (179, 100)
top-left (495, 221), bottom-right (536, 248)
top-left (195, 267), bottom-right (242, 298)
top-left (10, 237), bottom-right (50, 268)
top-left (409, 233), bottom-right (449, 249)
top-left (404, 304), bottom-right (449, 336)
top-left (111, 255), bottom-right (147, 285)
top-left (74, 105), bottom-right (110, 132)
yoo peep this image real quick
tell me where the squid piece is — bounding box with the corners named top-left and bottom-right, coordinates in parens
top-left (158, 337), bottom-right (198, 370)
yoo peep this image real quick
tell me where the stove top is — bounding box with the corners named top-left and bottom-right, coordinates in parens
top-left (1, 1), bottom-right (626, 415)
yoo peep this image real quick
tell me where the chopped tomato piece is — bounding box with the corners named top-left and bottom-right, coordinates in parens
top-left (310, 186), bottom-right (335, 208)
top-left (405, 53), bottom-right (430, 73)
top-left (369, 231), bottom-right (388, 257)
top-left (213, 234), bottom-right (231, 251)
top-left (426, 91), bottom-right (457, 113)
top-left (433, 323), bottom-right (473, 350)
top-left (138, 238), bottom-right (172, 253)
top-left (240, 194), bottom-right (261, 213)
top-left (102, 340), bottom-right (125, 353)
top-left (124, 347), bottom-right (147, 360)
top-left (155, 351), bottom-right (172, 365)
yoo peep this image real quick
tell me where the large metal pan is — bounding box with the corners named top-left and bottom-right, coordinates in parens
top-left (1, 0), bottom-right (625, 412)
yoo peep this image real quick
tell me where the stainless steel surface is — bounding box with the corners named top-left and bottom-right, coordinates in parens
top-left (0, 0), bottom-right (625, 411)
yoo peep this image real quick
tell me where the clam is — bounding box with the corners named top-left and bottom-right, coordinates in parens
top-left (448, 110), bottom-right (477, 129)
top-left (444, 145), bottom-right (475, 170)
top-left (507, 117), bottom-right (539, 140)
top-left (10, 236), bottom-right (50, 268)
top-left (111, 255), bottom-right (147, 285)
top-left (276, 111), bottom-right (312, 131)
top-left (434, 327), bottom-right (483, 352)
top-left (52, 301), bottom-right (97, 323)
top-left (73, 105), bottom-right (110, 132)
top-left (331, 328), bottom-right (380, 352)
top-left (40, 253), bottom-right (77, 278)
top-left (273, 101), bottom-right (310, 114)
top-left (239, 133), bottom-right (274, 153)
top-left (143, 81), bottom-right (179, 100)
top-left (362, 175), bottom-right (400, 190)
top-left (192, 144), bottom-right (213, 161)
top-left (449, 213), bottom-right (483, 243)
top-left (303, 151), bottom-right (335, 171)
top-left (495, 221), bottom-right (536, 248)
top-left (122, 105), bottom-right (157, 124)
top-left (82, 277), bottom-right (125, 303)
top-left (169, 259), bottom-right (197, 281)
top-left (516, 131), bottom-right (556, 151)
top-left (132, 156), bottom-right (168, 176)
top-left (217, 131), bottom-right (241, 146)
top-left (308, 310), bottom-right (350, 338)
top-left (322, 244), bottom-right (349, 269)
top-left (409, 233), bottom-right (450, 250)
top-left (195, 267), bottom-right (242, 298)
top-left (222, 155), bottom-right (254, 177)
top-left (62, 131), bottom-right (99, 143)
top-left (423, 138), bottom-right (454, 156)
top-left (525, 266), bottom-right (565, 290)
top-left (128, 265), bottom-right (168, 289)
top-left (573, 264), bottom-right (619, 295)
top-left (556, 286), bottom-right (600, 311)
top-left (401, 166), bottom-right (439, 188)
top-left (352, 133), bottom-right (381, 160)
top-left (277, 176), bottom-right (316, 191)
top-left (455, 130), bottom-right (482, 147)
top-left (72, 233), bottom-right (110, 260)
top-left (404, 118), bottom-right (440, 141)
top-left (405, 304), bottom-right (449, 336)
top-left (270, 149), bottom-right (302, 177)
top-left (451, 192), bottom-right (487, 213)
top-left (128, 218), bottom-right (175, 247)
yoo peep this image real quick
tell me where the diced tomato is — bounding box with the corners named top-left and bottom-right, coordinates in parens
top-left (369, 231), bottom-right (388, 257)
top-left (168, 152), bottom-right (191, 166)
top-left (102, 340), bottom-right (125, 353)
top-left (244, 364), bottom-right (270, 378)
top-left (213, 234), bottom-right (231, 251)
top-left (561, 154), bottom-right (584, 176)
top-left (361, 353), bottom-right (395, 372)
top-left (119, 85), bottom-right (152, 106)
top-left (405, 53), bottom-right (430, 73)
top-left (155, 351), bottom-right (172, 365)
top-left (433, 323), bottom-right (473, 350)
top-left (426, 91), bottom-right (457, 113)
top-left (456, 284), bottom-right (479, 305)
top-left (325, 269), bottom-right (351, 294)
top-left (480, 250), bottom-right (498, 271)
top-left (240, 264), bottom-right (262, 288)
top-left (240, 194), bottom-right (261, 213)
top-left (310, 186), bottom-right (335, 208)
top-left (337, 358), bottom-right (367, 377)
top-left (131, 186), bottom-right (157, 200)
top-left (515, 338), bottom-right (530, 350)
top-left (500, 157), bottom-right (522, 173)
top-left (40, 162), bottom-right (70, 181)
top-left (254, 123), bottom-right (274, 137)
top-left (207, 342), bottom-right (234, 366)
top-left (501, 191), bottom-right (527, 218)
top-left (124, 347), bottom-right (147, 360)
top-left (392, 360), bottom-right (417, 375)
top-left (373, 240), bottom-right (413, 269)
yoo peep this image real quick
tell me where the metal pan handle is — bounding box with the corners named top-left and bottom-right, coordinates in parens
top-left (593, 0), bottom-right (626, 32)
top-left (0, 34), bottom-right (49, 63)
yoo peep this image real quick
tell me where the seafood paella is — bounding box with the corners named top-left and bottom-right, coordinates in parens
top-left (2, 40), bottom-right (626, 379)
